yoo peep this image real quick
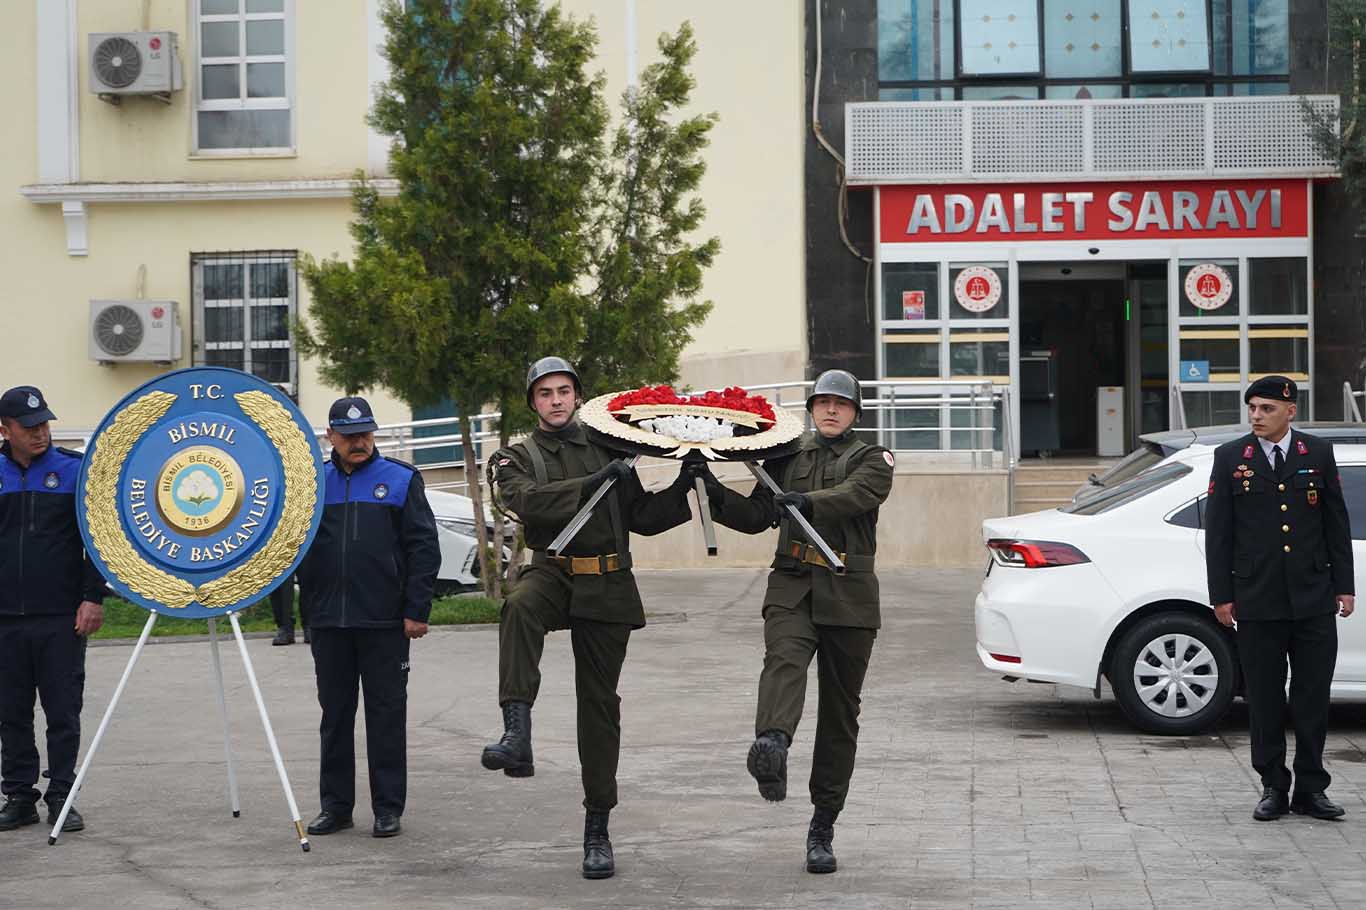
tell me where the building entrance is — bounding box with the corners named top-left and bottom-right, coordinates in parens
top-left (1017, 262), bottom-right (1170, 456)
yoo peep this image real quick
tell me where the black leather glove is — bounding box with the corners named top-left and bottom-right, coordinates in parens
top-left (775, 490), bottom-right (812, 518)
top-left (680, 461), bottom-right (725, 498)
top-left (583, 459), bottom-right (632, 494)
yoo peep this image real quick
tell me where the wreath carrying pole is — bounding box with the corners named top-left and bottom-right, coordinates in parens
top-left (746, 462), bottom-right (847, 576)
top-left (548, 455), bottom-right (643, 557)
top-left (694, 476), bottom-right (718, 556)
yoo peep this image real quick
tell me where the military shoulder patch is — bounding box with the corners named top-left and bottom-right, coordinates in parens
top-left (882, 451), bottom-right (895, 468)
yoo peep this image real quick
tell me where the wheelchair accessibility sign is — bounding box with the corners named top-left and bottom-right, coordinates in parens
top-left (1181, 360), bottom-right (1210, 383)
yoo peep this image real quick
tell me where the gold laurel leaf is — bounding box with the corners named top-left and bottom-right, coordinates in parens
top-left (194, 391), bottom-right (318, 608)
top-left (84, 391), bottom-right (198, 609)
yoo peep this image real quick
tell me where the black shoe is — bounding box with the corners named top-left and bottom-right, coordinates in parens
top-left (481, 701), bottom-right (534, 777)
top-left (747, 730), bottom-right (790, 802)
top-left (372, 814), bottom-right (401, 837)
top-left (1253, 786), bottom-right (1290, 821)
top-left (806, 807), bottom-right (838, 873)
top-left (44, 796), bottom-right (83, 832)
top-left (303, 627), bottom-right (311, 644)
top-left (0, 797), bottom-right (39, 831)
top-left (582, 810), bottom-right (614, 880)
top-left (272, 628), bottom-right (295, 646)
top-left (1290, 790), bottom-right (1345, 820)
top-left (306, 810), bottom-right (354, 835)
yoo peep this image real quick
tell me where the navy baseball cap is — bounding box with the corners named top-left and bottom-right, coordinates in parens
top-left (0, 386), bottom-right (56, 428)
top-left (1245, 375), bottom-right (1297, 404)
top-left (328, 396), bottom-right (378, 435)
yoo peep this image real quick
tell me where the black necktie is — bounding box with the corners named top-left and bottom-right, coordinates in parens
top-left (1274, 446), bottom-right (1284, 474)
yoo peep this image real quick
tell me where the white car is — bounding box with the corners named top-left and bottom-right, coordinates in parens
top-left (427, 489), bottom-right (511, 594)
top-left (975, 442), bottom-right (1366, 735)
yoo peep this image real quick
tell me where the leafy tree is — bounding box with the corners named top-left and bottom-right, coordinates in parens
top-left (298, 0), bottom-right (717, 596)
top-left (1308, 0), bottom-right (1366, 230)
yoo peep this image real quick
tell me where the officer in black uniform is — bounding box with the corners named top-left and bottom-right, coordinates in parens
top-left (297, 397), bottom-right (441, 839)
top-left (0, 387), bottom-right (106, 835)
top-left (1205, 375), bottom-right (1354, 821)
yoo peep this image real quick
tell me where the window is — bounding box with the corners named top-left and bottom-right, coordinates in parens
top-left (876, 0), bottom-right (1287, 98)
top-left (1165, 497), bottom-right (1205, 529)
top-left (1062, 462), bottom-right (1193, 514)
top-left (195, 0), bottom-right (291, 152)
top-left (1340, 466), bottom-right (1366, 540)
top-left (192, 252), bottom-right (298, 394)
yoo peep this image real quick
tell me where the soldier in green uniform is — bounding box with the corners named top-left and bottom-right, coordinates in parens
top-left (692, 369), bottom-right (894, 874)
top-left (481, 357), bottom-right (693, 880)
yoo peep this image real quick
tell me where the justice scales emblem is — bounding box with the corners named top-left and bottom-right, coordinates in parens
top-left (57, 367), bottom-right (326, 851)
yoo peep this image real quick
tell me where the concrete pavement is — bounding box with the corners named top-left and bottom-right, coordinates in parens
top-left (8, 568), bottom-right (1366, 909)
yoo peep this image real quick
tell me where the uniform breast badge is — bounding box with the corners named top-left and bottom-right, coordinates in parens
top-left (56, 368), bottom-right (327, 853)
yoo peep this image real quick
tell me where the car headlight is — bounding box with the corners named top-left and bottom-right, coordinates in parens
top-left (435, 518), bottom-right (478, 538)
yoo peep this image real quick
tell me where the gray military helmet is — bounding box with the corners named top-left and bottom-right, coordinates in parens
top-left (525, 356), bottom-right (583, 406)
top-left (806, 369), bottom-right (862, 415)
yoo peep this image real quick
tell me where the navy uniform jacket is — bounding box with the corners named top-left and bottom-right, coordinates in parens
top-left (0, 442), bottom-right (106, 616)
top-left (1205, 430), bottom-right (1354, 620)
top-left (297, 449), bottom-right (441, 629)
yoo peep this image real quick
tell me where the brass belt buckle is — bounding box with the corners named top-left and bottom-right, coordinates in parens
top-left (570, 556), bottom-right (602, 576)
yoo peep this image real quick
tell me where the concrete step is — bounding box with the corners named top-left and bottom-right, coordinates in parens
top-left (1011, 497), bottom-right (1072, 514)
top-left (1013, 464), bottom-right (1111, 484)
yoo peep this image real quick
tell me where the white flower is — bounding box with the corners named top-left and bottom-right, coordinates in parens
top-left (177, 469), bottom-right (220, 507)
top-left (639, 415), bottom-right (735, 443)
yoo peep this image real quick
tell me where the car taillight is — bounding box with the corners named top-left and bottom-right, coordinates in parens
top-left (986, 538), bottom-right (1090, 568)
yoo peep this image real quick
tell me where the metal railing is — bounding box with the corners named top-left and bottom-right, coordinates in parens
top-left (1170, 383), bottom-right (1190, 430)
top-left (361, 380), bottom-right (1014, 497)
top-left (1344, 382), bottom-right (1365, 423)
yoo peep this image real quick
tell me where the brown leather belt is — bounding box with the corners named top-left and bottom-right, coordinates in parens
top-left (787, 541), bottom-right (845, 570)
top-left (783, 541), bottom-right (875, 573)
top-left (532, 551), bottom-right (631, 576)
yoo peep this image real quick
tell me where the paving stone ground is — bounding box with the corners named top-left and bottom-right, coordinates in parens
top-left (8, 568), bottom-right (1366, 909)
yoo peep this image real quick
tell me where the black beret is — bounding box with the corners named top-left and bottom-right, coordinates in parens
top-left (1244, 375), bottom-right (1297, 404)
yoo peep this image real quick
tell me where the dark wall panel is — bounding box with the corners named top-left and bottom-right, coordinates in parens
top-left (804, 0), bottom-right (878, 381)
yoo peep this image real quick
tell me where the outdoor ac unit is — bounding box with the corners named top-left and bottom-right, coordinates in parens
top-left (88, 32), bottom-right (183, 97)
top-left (89, 300), bottom-right (182, 363)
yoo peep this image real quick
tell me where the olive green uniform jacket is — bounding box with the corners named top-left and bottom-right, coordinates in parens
top-left (710, 431), bottom-right (894, 629)
top-left (492, 422), bottom-right (691, 628)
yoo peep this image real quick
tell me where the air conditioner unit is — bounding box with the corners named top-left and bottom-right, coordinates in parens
top-left (89, 300), bottom-right (182, 363)
top-left (88, 32), bottom-right (183, 98)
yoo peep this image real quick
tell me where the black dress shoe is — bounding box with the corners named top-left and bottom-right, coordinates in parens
top-left (1253, 786), bottom-right (1290, 821)
top-left (806, 807), bottom-right (838, 874)
top-left (582, 810), bottom-right (614, 879)
top-left (303, 627), bottom-right (311, 644)
top-left (1290, 790), bottom-right (1345, 820)
top-left (271, 628), bottom-right (295, 646)
top-left (0, 797), bottom-right (39, 831)
top-left (306, 810), bottom-right (354, 835)
top-left (747, 730), bottom-right (790, 802)
top-left (45, 796), bottom-right (83, 832)
top-left (373, 814), bottom-right (401, 838)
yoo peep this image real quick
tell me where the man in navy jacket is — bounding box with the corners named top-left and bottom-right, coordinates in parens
top-left (297, 397), bottom-right (440, 839)
top-left (0, 386), bottom-right (105, 835)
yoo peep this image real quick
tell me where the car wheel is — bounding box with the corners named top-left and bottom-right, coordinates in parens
top-left (1109, 612), bottom-right (1235, 735)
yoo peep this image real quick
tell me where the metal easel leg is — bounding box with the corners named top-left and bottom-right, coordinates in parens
top-left (227, 611), bottom-right (310, 852)
top-left (48, 611), bottom-right (158, 845)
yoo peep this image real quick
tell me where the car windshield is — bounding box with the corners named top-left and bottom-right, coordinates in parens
top-left (1090, 443), bottom-right (1168, 490)
top-left (1061, 462), bottom-right (1193, 515)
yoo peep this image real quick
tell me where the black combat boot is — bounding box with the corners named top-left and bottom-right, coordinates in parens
top-left (481, 701), bottom-right (534, 777)
top-left (805, 807), bottom-right (838, 873)
top-left (582, 810), bottom-right (615, 879)
top-left (747, 729), bottom-right (790, 801)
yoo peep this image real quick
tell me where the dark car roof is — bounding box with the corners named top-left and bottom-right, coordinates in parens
top-left (1139, 422), bottom-right (1366, 452)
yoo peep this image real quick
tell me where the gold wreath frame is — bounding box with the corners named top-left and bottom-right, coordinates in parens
top-left (83, 390), bottom-right (318, 610)
top-left (580, 392), bottom-right (804, 460)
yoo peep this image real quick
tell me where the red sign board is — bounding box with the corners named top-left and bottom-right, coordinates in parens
top-left (879, 179), bottom-right (1308, 243)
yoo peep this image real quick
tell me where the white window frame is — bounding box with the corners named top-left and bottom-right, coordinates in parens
top-left (191, 0), bottom-right (296, 156)
top-left (192, 253), bottom-right (299, 396)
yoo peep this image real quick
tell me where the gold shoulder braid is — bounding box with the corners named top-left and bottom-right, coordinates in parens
top-left (84, 391), bottom-right (198, 608)
top-left (196, 391), bottom-right (318, 608)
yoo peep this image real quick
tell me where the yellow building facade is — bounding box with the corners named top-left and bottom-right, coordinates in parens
top-left (6, 0), bottom-right (806, 438)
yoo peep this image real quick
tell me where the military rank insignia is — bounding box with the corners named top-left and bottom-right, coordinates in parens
top-left (1308, 490), bottom-right (1319, 506)
top-left (1243, 444), bottom-right (1255, 460)
top-left (1297, 439), bottom-right (1309, 456)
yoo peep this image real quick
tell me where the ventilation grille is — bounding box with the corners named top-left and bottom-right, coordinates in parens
top-left (93, 304), bottom-right (145, 356)
top-left (92, 36), bottom-right (143, 89)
